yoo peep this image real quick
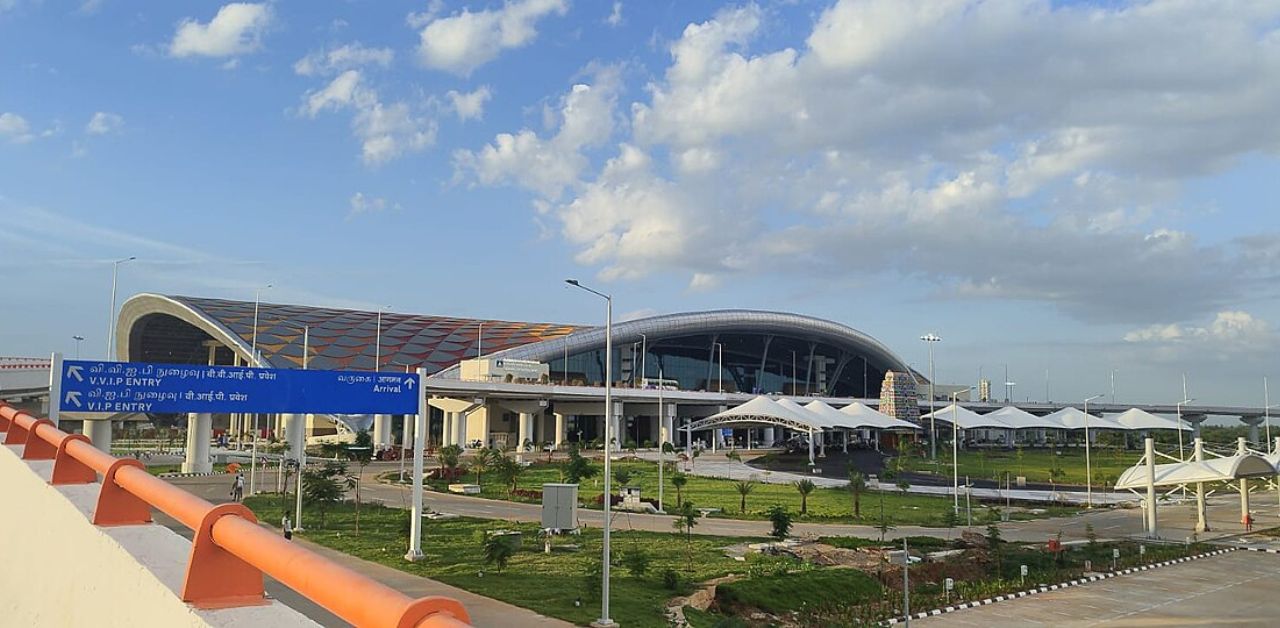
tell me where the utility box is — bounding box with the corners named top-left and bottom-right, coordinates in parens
top-left (542, 483), bottom-right (578, 531)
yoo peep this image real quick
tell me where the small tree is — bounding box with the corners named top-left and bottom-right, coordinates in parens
top-left (493, 453), bottom-right (524, 497)
top-left (848, 470), bottom-right (867, 519)
top-left (438, 443), bottom-right (463, 476)
top-left (481, 531), bottom-right (515, 573)
top-left (672, 501), bottom-right (699, 571)
top-left (987, 521), bottom-right (1003, 575)
top-left (622, 546), bottom-right (650, 577)
top-left (726, 449), bottom-right (741, 462)
top-left (302, 461), bottom-right (347, 528)
top-left (734, 480), bottom-right (755, 513)
top-left (562, 445), bottom-right (598, 484)
top-left (671, 472), bottom-right (688, 506)
top-left (1085, 522), bottom-right (1098, 548)
top-left (472, 447), bottom-right (496, 484)
top-left (795, 479), bottom-right (816, 515)
top-left (942, 508), bottom-right (960, 528)
top-left (767, 505), bottom-right (792, 539)
top-left (346, 430), bottom-right (374, 535)
top-left (896, 478), bottom-right (911, 495)
top-left (613, 468), bottom-right (633, 487)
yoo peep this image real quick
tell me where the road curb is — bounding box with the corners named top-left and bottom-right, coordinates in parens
top-left (884, 547), bottom-right (1237, 625)
top-left (157, 471), bottom-right (225, 478)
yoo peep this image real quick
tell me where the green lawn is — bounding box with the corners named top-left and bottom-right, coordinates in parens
top-left (894, 448), bottom-right (1141, 487)
top-left (421, 458), bottom-right (1076, 527)
top-left (716, 568), bottom-right (881, 615)
top-left (244, 496), bottom-right (761, 627)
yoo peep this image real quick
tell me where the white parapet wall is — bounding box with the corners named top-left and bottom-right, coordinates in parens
top-left (0, 443), bottom-right (320, 628)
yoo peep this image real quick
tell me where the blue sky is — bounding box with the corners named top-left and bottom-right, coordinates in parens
top-left (2, 0), bottom-right (1279, 411)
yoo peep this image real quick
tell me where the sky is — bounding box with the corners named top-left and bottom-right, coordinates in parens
top-left (2, 0), bottom-right (1279, 410)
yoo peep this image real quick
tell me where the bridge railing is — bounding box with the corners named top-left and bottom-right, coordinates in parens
top-left (0, 402), bottom-right (471, 628)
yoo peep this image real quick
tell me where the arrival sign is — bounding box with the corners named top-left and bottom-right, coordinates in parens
top-left (57, 359), bottom-right (418, 415)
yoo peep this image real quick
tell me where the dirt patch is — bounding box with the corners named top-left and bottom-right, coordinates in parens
top-left (666, 574), bottom-right (741, 627)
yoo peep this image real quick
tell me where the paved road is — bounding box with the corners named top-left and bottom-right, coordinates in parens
top-left (915, 549), bottom-right (1280, 626)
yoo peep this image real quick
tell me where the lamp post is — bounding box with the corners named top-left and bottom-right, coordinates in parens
top-left (658, 367), bottom-right (665, 513)
top-left (248, 283), bottom-right (272, 496)
top-left (950, 386), bottom-right (975, 514)
top-left (1176, 397), bottom-right (1196, 460)
top-left (920, 333), bottom-right (941, 459)
top-left (72, 335), bottom-right (84, 359)
top-left (1083, 393), bottom-right (1104, 508)
top-left (295, 324), bottom-right (309, 531)
top-left (375, 305), bottom-right (391, 372)
top-left (1265, 377), bottom-right (1273, 454)
top-left (638, 333), bottom-right (647, 387)
top-left (566, 278), bottom-right (616, 628)
top-left (106, 256), bottom-right (136, 359)
top-left (1110, 369), bottom-right (1118, 405)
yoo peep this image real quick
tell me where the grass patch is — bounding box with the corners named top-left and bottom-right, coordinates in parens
top-left (424, 458), bottom-right (1075, 527)
top-left (244, 496), bottom-right (761, 627)
top-left (717, 568), bottom-right (881, 615)
top-left (894, 448), bottom-right (1140, 487)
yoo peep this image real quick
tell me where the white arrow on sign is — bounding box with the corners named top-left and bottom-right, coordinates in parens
top-left (66, 365), bottom-right (84, 382)
top-left (405, 377), bottom-right (415, 388)
top-left (64, 391), bottom-right (82, 408)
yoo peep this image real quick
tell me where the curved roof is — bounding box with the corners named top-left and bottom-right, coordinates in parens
top-left (116, 294), bottom-right (580, 373)
top-left (985, 406), bottom-right (1062, 430)
top-left (1043, 407), bottom-right (1125, 430)
top-left (432, 309), bottom-right (915, 380)
top-left (1105, 408), bottom-right (1191, 431)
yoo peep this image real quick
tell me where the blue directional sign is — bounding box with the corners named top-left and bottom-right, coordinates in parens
top-left (58, 360), bottom-right (419, 415)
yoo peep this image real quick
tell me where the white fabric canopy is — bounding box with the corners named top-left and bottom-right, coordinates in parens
top-left (830, 400), bottom-right (921, 430)
top-left (1105, 408), bottom-right (1191, 431)
top-left (798, 399), bottom-right (864, 429)
top-left (921, 403), bottom-right (1012, 429)
top-left (696, 395), bottom-right (825, 431)
top-left (984, 406), bottom-right (1062, 430)
top-left (1115, 453), bottom-right (1276, 489)
top-left (1042, 407), bottom-right (1124, 430)
top-left (777, 398), bottom-right (840, 429)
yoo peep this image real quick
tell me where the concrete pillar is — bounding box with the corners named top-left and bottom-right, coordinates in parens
top-left (1241, 416), bottom-right (1264, 446)
top-left (477, 407), bottom-right (491, 448)
top-left (1194, 438), bottom-right (1209, 533)
top-left (442, 411), bottom-right (454, 448)
top-left (1145, 437), bottom-right (1157, 538)
top-left (554, 413), bottom-right (567, 449)
top-left (372, 414), bottom-right (392, 448)
top-left (819, 430), bottom-right (827, 458)
top-left (1239, 437), bottom-right (1251, 528)
top-left (183, 413), bottom-right (212, 474)
top-left (518, 412), bottom-right (533, 459)
top-left (283, 413), bottom-right (305, 461)
top-left (807, 428), bottom-right (815, 466)
top-left (84, 419), bottom-right (113, 453)
top-left (842, 429), bottom-right (849, 454)
top-left (763, 427), bottom-right (775, 446)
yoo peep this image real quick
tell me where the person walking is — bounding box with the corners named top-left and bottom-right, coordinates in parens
top-left (282, 514), bottom-right (293, 541)
top-left (231, 471), bottom-right (245, 502)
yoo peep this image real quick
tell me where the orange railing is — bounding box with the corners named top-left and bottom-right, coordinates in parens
top-left (0, 402), bottom-right (471, 628)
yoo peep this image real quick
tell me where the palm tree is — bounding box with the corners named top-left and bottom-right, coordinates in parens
top-left (734, 479), bottom-right (755, 513)
top-left (671, 472), bottom-right (688, 505)
top-left (795, 479), bottom-right (816, 515)
top-left (848, 470), bottom-right (866, 519)
top-left (438, 444), bottom-right (463, 477)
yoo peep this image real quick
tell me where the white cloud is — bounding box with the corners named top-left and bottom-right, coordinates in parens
top-left (0, 112), bottom-right (32, 143)
top-left (294, 42), bottom-right (394, 77)
top-left (455, 67), bottom-right (619, 199)
top-left (605, 2), bottom-right (623, 27)
top-left (446, 86), bottom-right (492, 121)
top-left (169, 3), bottom-right (272, 58)
top-left (413, 0), bottom-right (568, 75)
top-left (1124, 311), bottom-right (1274, 355)
top-left (499, 0), bottom-right (1280, 324)
top-left (85, 112), bottom-right (124, 135)
top-left (348, 192), bottom-right (400, 219)
top-left (301, 70), bottom-right (436, 166)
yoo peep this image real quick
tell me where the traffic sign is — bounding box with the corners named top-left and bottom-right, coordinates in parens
top-left (58, 360), bottom-right (418, 415)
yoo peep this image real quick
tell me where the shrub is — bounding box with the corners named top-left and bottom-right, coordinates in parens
top-left (661, 568), bottom-right (680, 591)
top-left (767, 505), bottom-right (792, 539)
top-left (622, 547), bottom-right (650, 577)
top-left (481, 531), bottom-right (516, 573)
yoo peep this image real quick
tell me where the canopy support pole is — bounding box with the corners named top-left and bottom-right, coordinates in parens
top-left (1145, 437), bottom-right (1158, 538)
top-left (807, 428), bottom-right (815, 467)
top-left (1194, 438), bottom-right (1209, 533)
top-left (1239, 437), bottom-right (1251, 529)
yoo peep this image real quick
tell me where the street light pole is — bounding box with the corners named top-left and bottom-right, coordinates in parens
top-left (566, 279), bottom-right (616, 628)
top-left (920, 334), bottom-right (941, 459)
top-left (295, 324), bottom-right (309, 531)
top-left (639, 333), bottom-right (647, 387)
top-left (1083, 394), bottom-right (1104, 508)
top-left (106, 256), bottom-right (136, 359)
top-left (1110, 369), bottom-right (1118, 405)
top-left (248, 283), bottom-right (271, 496)
top-left (72, 335), bottom-right (84, 359)
top-left (951, 386), bottom-right (974, 514)
top-left (714, 342), bottom-right (724, 394)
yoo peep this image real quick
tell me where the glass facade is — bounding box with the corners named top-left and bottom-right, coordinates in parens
top-left (547, 332), bottom-right (887, 398)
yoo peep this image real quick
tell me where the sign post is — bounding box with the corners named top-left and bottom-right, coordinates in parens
top-left (1020, 564), bottom-right (1028, 587)
top-left (47, 352), bottom-right (63, 426)
top-left (405, 368), bottom-right (428, 562)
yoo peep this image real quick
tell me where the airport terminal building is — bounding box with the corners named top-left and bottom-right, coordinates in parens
top-left (115, 294), bottom-right (917, 449)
